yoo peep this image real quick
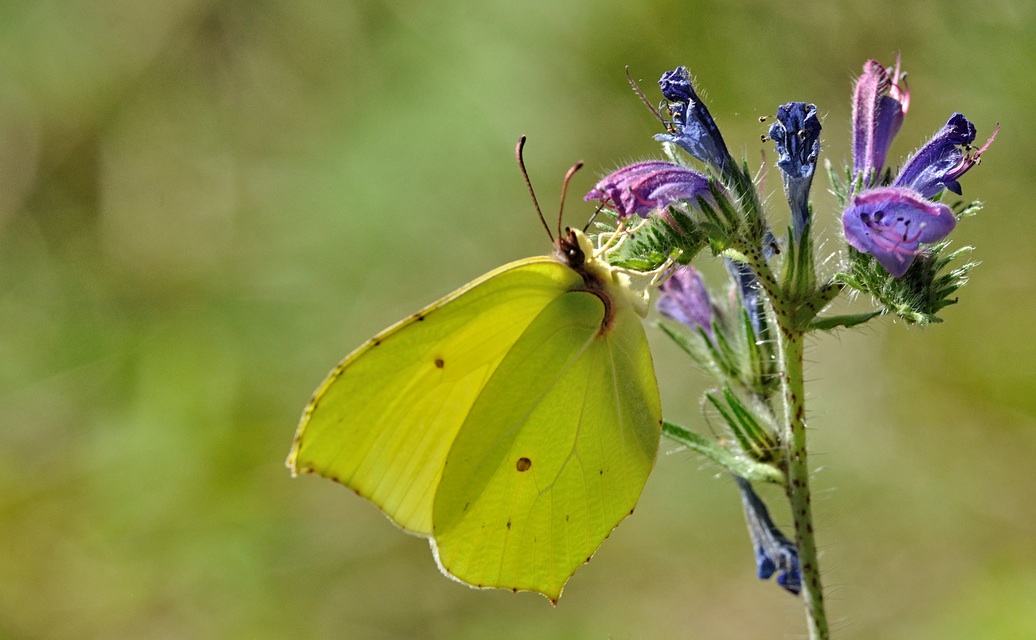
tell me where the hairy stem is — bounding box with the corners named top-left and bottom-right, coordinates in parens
top-left (739, 242), bottom-right (828, 639)
top-left (776, 325), bottom-right (828, 640)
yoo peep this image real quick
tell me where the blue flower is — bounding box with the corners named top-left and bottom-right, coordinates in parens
top-left (654, 66), bottom-right (735, 180)
top-left (725, 258), bottom-right (763, 334)
top-left (734, 476), bottom-right (801, 596)
top-left (769, 102), bottom-right (822, 239)
top-left (584, 161), bottom-right (715, 220)
top-left (894, 113), bottom-right (998, 199)
top-left (657, 266), bottom-right (714, 338)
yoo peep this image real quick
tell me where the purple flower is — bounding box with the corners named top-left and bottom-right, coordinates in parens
top-left (852, 57), bottom-right (909, 185)
top-left (654, 66), bottom-right (735, 180)
top-left (734, 476), bottom-right (801, 596)
top-left (657, 266), bottom-right (713, 338)
top-left (842, 187), bottom-right (956, 277)
top-left (584, 161), bottom-right (714, 220)
top-left (894, 113), bottom-right (999, 198)
top-left (769, 102), bottom-right (822, 238)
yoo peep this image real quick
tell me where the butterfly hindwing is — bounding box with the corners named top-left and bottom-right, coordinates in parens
top-left (432, 287), bottom-right (662, 600)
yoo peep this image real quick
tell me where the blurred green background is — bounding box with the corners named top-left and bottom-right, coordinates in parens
top-left (1, 1), bottom-right (1033, 638)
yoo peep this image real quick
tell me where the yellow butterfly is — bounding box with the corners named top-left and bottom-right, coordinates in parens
top-left (288, 139), bottom-right (663, 602)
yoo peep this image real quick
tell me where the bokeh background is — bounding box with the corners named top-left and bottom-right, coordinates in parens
top-left (1, 1), bottom-right (1033, 638)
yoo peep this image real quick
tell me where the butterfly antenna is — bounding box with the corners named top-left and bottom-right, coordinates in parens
top-left (516, 135), bottom-right (554, 242)
top-left (557, 160), bottom-right (583, 239)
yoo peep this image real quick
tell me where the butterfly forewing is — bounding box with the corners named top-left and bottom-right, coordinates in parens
top-left (289, 259), bottom-right (583, 535)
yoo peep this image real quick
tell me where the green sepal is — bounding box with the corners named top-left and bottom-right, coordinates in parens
top-left (602, 210), bottom-right (707, 272)
top-left (781, 220), bottom-right (818, 302)
top-left (662, 421), bottom-right (784, 485)
top-left (825, 159), bottom-right (864, 210)
top-left (704, 385), bottom-right (778, 462)
top-left (656, 320), bottom-right (733, 382)
top-left (835, 217), bottom-right (980, 326)
top-left (740, 305), bottom-right (778, 396)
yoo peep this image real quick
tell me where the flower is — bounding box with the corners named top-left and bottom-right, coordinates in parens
top-left (769, 102), bottom-right (822, 238)
top-left (657, 265), bottom-right (714, 338)
top-left (842, 187), bottom-right (956, 278)
top-left (583, 161), bottom-right (713, 220)
top-left (852, 57), bottom-right (908, 186)
top-left (894, 113), bottom-right (998, 199)
top-left (843, 57), bottom-right (996, 278)
top-left (725, 258), bottom-right (763, 334)
top-left (734, 476), bottom-right (801, 596)
top-left (654, 66), bottom-right (735, 180)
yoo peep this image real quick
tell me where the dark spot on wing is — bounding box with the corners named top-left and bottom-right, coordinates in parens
top-left (516, 457), bottom-right (532, 472)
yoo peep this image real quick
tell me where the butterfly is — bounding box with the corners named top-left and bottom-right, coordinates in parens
top-left (287, 138), bottom-right (664, 603)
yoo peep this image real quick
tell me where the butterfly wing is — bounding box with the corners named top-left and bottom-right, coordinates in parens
top-left (288, 258), bottom-right (584, 536)
top-left (431, 287), bottom-right (662, 601)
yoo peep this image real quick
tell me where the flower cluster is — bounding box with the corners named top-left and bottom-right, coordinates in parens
top-left (843, 58), bottom-right (997, 277)
top-left (584, 67), bottom-right (737, 231)
top-left (585, 59), bottom-right (995, 599)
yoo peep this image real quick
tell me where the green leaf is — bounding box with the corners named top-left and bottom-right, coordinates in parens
top-left (809, 310), bottom-right (883, 331)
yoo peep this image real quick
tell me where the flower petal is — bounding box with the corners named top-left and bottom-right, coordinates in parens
top-left (852, 58), bottom-right (908, 184)
top-left (584, 161), bottom-right (713, 219)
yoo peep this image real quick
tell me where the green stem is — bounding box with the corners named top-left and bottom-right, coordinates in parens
top-left (739, 243), bottom-right (828, 639)
top-left (776, 324), bottom-right (828, 640)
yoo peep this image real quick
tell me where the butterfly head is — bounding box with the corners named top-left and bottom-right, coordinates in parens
top-left (555, 227), bottom-right (657, 319)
